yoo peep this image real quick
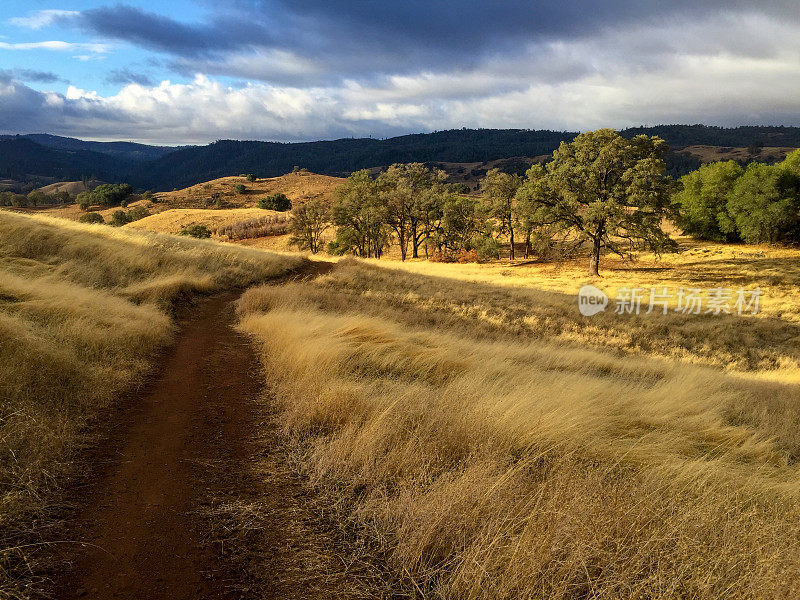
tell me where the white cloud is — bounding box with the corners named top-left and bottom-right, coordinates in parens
top-left (8, 9), bottom-right (79, 30)
top-left (0, 40), bottom-right (109, 54)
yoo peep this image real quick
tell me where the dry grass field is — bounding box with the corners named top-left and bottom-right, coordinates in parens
top-left (125, 207), bottom-right (274, 234)
top-left (238, 250), bottom-right (800, 599)
top-left (152, 172), bottom-right (344, 208)
top-left (5, 200), bottom-right (800, 599)
top-left (0, 211), bottom-right (302, 596)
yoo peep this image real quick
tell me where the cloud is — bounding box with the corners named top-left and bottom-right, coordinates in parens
top-left (0, 40), bottom-right (109, 54)
top-left (106, 68), bottom-right (155, 86)
top-left (4, 2), bottom-right (800, 143)
top-left (0, 69), bottom-right (63, 84)
top-left (8, 9), bottom-right (79, 30)
top-left (77, 5), bottom-right (275, 57)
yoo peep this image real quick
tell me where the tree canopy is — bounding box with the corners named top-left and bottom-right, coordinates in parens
top-left (517, 129), bottom-right (676, 275)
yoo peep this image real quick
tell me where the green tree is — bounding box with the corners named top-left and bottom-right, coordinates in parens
top-left (78, 212), bottom-right (105, 224)
top-left (522, 129), bottom-right (676, 276)
top-left (179, 224), bottom-right (212, 239)
top-left (234, 183), bottom-right (247, 194)
top-left (727, 162), bottom-right (800, 243)
top-left (441, 194), bottom-right (491, 253)
top-left (246, 173), bottom-right (256, 182)
top-left (258, 192), bottom-right (292, 211)
top-left (377, 163), bottom-right (446, 260)
top-left (289, 200), bottom-right (331, 254)
top-left (109, 210), bottom-right (131, 227)
top-left (331, 170), bottom-right (388, 258)
top-left (673, 161), bottom-right (742, 241)
top-left (481, 168), bottom-right (522, 259)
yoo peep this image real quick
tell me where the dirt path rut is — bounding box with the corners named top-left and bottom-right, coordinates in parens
top-left (56, 293), bottom-right (257, 599)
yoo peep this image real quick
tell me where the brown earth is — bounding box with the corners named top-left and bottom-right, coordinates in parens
top-left (51, 263), bottom-right (374, 600)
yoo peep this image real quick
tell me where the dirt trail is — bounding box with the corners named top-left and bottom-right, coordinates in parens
top-left (55, 292), bottom-right (252, 599)
top-left (53, 262), bottom-right (385, 600)
top-left (47, 294), bottom-right (262, 600)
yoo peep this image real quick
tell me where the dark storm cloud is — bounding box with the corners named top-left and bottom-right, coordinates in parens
top-left (76, 4), bottom-right (276, 56)
top-left (77, 1), bottom-right (800, 64)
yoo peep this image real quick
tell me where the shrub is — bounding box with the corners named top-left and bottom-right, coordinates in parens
top-left (234, 184), bottom-right (247, 194)
top-left (108, 206), bottom-right (150, 227)
top-left (246, 174), bottom-right (256, 182)
top-left (258, 193), bottom-right (292, 211)
top-left (109, 210), bottom-right (130, 227)
top-left (77, 192), bottom-right (90, 211)
top-left (78, 212), bottom-right (105, 224)
top-left (473, 235), bottom-right (502, 260)
top-left (179, 224), bottom-right (211, 239)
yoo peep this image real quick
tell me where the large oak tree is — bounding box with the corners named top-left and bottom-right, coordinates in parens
top-left (517, 129), bottom-right (676, 275)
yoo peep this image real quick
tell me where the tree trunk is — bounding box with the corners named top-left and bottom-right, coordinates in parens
top-left (524, 230), bottom-right (531, 259)
top-left (589, 236), bottom-right (601, 276)
top-left (411, 223), bottom-right (419, 258)
top-left (509, 226), bottom-right (515, 260)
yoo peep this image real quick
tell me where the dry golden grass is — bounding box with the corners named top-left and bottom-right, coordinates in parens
top-left (153, 172), bottom-right (344, 209)
top-left (238, 256), bottom-right (800, 599)
top-left (0, 210), bottom-right (302, 596)
top-left (125, 207), bottom-right (277, 235)
top-left (28, 196), bottom-right (159, 223)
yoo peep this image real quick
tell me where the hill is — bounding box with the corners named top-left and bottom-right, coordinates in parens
top-left (153, 171), bottom-right (344, 208)
top-left (0, 137), bottom-right (124, 182)
top-left (35, 179), bottom-right (104, 196)
top-left (3, 126), bottom-right (800, 191)
top-left (0, 134), bottom-right (181, 162)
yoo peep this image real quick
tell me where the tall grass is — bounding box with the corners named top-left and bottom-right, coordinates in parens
top-left (0, 211), bottom-right (302, 597)
top-left (238, 264), bottom-right (800, 599)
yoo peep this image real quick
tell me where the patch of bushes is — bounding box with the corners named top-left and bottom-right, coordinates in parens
top-left (178, 224), bottom-right (211, 239)
top-left (108, 206), bottom-right (150, 227)
top-left (76, 183), bottom-right (133, 208)
top-left (246, 174), bottom-right (256, 182)
top-left (258, 193), bottom-right (292, 211)
top-left (78, 212), bottom-right (105, 224)
top-left (0, 192), bottom-right (30, 207)
top-left (234, 184), bottom-right (247, 194)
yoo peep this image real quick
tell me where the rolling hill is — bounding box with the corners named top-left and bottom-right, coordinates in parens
top-left (3, 125), bottom-right (800, 192)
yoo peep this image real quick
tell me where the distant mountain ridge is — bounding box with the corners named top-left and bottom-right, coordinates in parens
top-left (0, 133), bottom-right (184, 162)
top-left (1, 125), bottom-right (799, 191)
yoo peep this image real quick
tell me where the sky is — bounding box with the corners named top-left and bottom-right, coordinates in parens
top-left (2, 1), bottom-right (800, 145)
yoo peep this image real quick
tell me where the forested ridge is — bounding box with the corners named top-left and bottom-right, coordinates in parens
top-left (2, 125), bottom-right (799, 191)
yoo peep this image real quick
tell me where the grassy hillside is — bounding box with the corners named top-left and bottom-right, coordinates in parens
top-left (238, 256), bottom-right (800, 599)
top-left (0, 211), bottom-right (302, 596)
top-left (153, 172), bottom-right (343, 208)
